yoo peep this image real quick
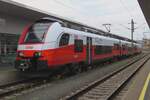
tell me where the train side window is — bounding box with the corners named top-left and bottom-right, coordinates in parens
top-left (59, 33), bottom-right (70, 46)
top-left (94, 45), bottom-right (112, 55)
top-left (94, 45), bottom-right (103, 55)
top-left (74, 39), bottom-right (83, 52)
top-left (105, 46), bottom-right (112, 53)
top-left (114, 44), bottom-right (120, 50)
top-left (122, 45), bottom-right (126, 50)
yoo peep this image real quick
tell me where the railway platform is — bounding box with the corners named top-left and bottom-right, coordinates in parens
top-left (0, 63), bottom-right (22, 88)
top-left (0, 63), bottom-right (15, 72)
top-left (123, 56), bottom-right (150, 100)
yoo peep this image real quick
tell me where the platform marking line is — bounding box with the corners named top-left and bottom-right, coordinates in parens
top-left (139, 73), bottom-right (150, 100)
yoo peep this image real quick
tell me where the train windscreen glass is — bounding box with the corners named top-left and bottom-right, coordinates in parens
top-left (24, 20), bottom-right (52, 43)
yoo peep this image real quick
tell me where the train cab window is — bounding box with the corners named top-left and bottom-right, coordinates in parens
top-left (59, 33), bottom-right (70, 46)
top-left (24, 20), bottom-right (52, 43)
top-left (74, 39), bottom-right (83, 52)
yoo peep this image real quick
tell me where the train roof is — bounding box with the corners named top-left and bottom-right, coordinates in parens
top-left (63, 27), bottom-right (119, 42)
top-left (40, 17), bottom-right (138, 43)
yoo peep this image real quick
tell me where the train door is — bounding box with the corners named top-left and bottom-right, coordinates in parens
top-left (86, 37), bottom-right (92, 65)
top-left (119, 40), bottom-right (122, 56)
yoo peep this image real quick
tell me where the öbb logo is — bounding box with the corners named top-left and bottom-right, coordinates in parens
top-left (25, 46), bottom-right (33, 49)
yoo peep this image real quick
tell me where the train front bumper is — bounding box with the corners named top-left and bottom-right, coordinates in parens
top-left (15, 59), bottom-right (48, 71)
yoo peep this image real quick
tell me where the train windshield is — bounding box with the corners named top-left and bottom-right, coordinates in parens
top-left (24, 20), bottom-right (52, 43)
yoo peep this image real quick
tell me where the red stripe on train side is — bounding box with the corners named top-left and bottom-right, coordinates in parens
top-left (16, 44), bottom-right (138, 69)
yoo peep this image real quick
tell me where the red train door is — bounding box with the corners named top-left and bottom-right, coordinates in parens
top-left (119, 40), bottom-right (122, 56)
top-left (86, 37), bottom-right (92, 65)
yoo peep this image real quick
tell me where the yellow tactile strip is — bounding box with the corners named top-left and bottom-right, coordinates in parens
top-left (139, 73), bottom-right (150, 100)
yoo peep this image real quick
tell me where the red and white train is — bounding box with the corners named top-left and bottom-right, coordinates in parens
top-left (15, 18), bottom-right (141, 72)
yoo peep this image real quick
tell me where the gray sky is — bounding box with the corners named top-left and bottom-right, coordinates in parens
top-left (12, 0), bottom-right (150, 40)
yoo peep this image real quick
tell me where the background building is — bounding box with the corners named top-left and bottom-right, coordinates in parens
top-left (0, 33), bottom-right (19, 55)
top-left (143, 39), bottom-right (150, 50)
top-left (0, 0), bottom-right (46, 63)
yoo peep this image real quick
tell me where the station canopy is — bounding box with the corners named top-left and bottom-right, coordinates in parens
top-left (0, 0), bottom-right (46, 20)
top-left (138, 0), bottom-right (150, 27)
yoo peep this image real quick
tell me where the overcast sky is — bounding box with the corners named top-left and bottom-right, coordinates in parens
top-left (12, 0), bottom-right (150, 40)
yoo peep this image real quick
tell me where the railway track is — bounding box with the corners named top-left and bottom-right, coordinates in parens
top-left (0, 77), bottom-right (51, 99)
top-left (0, 54), bottom-right (145, 99)
top-left (63, 54), bottom-right (150, 100)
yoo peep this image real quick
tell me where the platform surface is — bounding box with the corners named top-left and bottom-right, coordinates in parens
top-left (123, 58), bottom-right (150, 100)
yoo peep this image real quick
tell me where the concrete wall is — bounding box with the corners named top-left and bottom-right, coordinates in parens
top-left (0, 13), bottom-right (32, 35)
top-left (0, 13), bottom-right (34, 59)
top-left (0, 1), bottom-right (45, 63)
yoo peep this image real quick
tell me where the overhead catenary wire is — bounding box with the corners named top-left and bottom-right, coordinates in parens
top-left (53, 0), bottom-right (146, 40)
top-left (53, 0), bottom-right (131, 29)
top-left (119, 24), bottom-right (131, 30)
top-left (134, 23), bottom-right (146, 29)
top-left (53, 0), bottom-right (89, 16)
top-left (53, 0), bottom-right (115, 28)
top-left (118, 0), bottom-right (134, 19)
top-left (53, 0), bottom-right (76, 10)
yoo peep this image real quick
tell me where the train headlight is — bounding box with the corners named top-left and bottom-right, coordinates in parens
top-left (34, 52), bottom-right (42, 57)
top-left (18, 52), bottom-right (24, 57)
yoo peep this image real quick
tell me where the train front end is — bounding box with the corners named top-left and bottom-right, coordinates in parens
top-left (15, 18), bottom-right (60, 72)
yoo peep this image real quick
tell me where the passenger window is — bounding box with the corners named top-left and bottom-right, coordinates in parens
top-left (74, 39), bottom-right (83, 52)
top-left (94, 46), bottom-right (102, 55)
top-left (122, 45), bottom-right (126, 50)
top-left (94, 45), bottom-right (112, 55)
top-left (59, 33), bottom-right (70, 46)
top-left (114, 43), bottom-right (120, 50)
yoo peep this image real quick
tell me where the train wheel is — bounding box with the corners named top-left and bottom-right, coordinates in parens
top-left (81, 65), bottom-right (88, 72)
top-left (67, 63), bottom-right (78, 75)
top-left (87, 65), bottom-right (93, 70)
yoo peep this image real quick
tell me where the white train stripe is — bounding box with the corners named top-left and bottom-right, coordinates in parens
top-left (18, 42), bottom-right (56, 51)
